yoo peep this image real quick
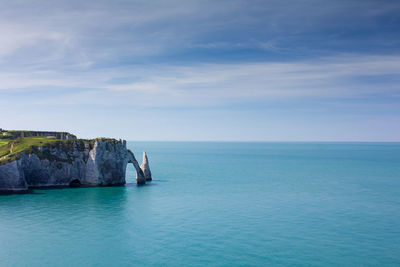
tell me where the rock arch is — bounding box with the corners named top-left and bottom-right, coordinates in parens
top-left (0, 139), bottom-right (151, 193)
top-left (126, 150), bottom-right (146, 185)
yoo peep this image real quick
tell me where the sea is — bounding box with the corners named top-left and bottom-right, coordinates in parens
top-left (0, 142), bottom-right (399, 266)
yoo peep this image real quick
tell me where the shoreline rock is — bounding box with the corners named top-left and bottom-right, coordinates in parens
top-left (141, 151), bottom-right (152, 181)
top-left (0, 136), bottom-right (151, 194)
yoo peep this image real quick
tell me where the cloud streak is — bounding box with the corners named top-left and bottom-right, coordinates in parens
top-left (1, 55), bottom-right (400, 101)
top-left (1, 0), bottom-right (399, 68)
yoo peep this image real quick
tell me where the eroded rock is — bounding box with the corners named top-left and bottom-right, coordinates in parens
top-left (0, 139), bottom-right (147, 193)
top-left (141, 151), bottom-right (152, 181)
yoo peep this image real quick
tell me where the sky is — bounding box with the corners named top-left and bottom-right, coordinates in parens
top-left (0, 0), bottom-right (399, 141)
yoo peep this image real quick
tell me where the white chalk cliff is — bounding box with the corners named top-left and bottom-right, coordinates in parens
top-left (0, 138), bottom-right (150, 193)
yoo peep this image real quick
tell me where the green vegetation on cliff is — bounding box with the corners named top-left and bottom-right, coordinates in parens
top-left (0, 140), bottom-right (9, 146)
top-left (0, 137), bottom-right (63, 164)
top-left (0, 130), bottom-right (123, 165)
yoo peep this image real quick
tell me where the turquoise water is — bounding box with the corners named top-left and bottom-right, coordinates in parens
top-left (1, 142), bottom-right (400, 266)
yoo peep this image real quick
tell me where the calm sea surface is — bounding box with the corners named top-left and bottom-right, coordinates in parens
top-left (1, 142), bottom-right (400, 266)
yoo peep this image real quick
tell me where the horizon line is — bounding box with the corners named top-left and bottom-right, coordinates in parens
top-left (124, 140), bottom-right (400, 143)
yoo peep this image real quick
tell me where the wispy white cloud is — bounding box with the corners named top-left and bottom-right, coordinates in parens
top-left (0, 21), bottom-right (71, 60)
top-left (0, 0), bottom-right (398, 69)
top-left (1, 55), bottom-right (399, 109)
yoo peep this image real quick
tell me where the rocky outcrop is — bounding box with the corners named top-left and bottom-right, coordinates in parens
top-left (0, 138), bottom-right (150, 193)
top-left (140, 151), bottom-right (152, 181)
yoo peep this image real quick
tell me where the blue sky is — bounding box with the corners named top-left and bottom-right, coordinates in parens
top-left (0, 0), bottom-right (399, 141)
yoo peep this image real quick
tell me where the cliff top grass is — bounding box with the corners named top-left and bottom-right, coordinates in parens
top-left (0, 140), bottom-right (9, 146)
top-left (0, 136), bottom-right (64, 164)
top-left (0, 131), bottom-right (123, 165)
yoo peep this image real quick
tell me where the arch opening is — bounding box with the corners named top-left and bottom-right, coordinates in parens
top-left (125, 163), bottom-right (136, 184)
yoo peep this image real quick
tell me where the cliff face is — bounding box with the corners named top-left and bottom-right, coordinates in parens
top-left (0, 139), bottom-right (148, 193)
